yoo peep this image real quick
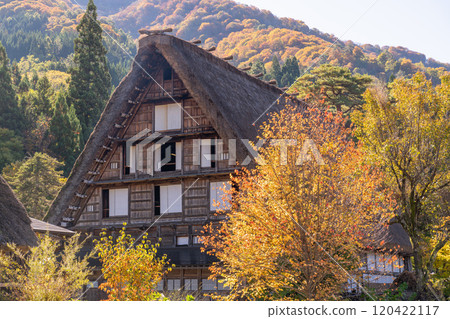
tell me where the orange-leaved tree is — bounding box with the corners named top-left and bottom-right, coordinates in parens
top-left (95, 225), bottom-right (172, 301)
top-left (202, 104), bottom-right (394, 300)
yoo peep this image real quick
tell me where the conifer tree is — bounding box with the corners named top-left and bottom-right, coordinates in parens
top-left (36, 75), bottom-right (53, 116)
top-left (49, 91), bottom-right (82, 175)
top-left (68, 0), bottom-right (111, 145)
top-left (0, 41), bottom-right (26, 135)
top-left (280, 56), bottom-right (300, 87)
top-left (269, 55), bottom-right (282, 85)
top-left (6, 152), bottom-right (65, 220)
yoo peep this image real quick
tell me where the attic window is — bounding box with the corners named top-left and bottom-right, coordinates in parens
top-left (163, 67), bottom-right (172, 81)
top-left (154, 104), bottom-right (182, 131)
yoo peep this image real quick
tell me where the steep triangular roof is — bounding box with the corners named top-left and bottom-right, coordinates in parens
top-left (0, 175), bottom-right (38, 247)
top-left (46, 33), bottom-right (295, 225)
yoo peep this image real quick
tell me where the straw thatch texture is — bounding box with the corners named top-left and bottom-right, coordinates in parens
top-left (0, 175), bottom-right (38, 247)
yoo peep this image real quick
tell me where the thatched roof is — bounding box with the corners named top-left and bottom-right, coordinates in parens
top-left (0, 175), bottom-right (38, 247)
top-left (384, 223), bottom-right (413, 255)
top-left (45, 33), bottom-right (294, 225)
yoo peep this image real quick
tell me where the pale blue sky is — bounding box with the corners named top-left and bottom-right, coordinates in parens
top-left (237, 0), bottom-right (450, 64)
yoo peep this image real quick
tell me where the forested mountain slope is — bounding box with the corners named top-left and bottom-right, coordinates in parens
top-left (105, 0), bottom-right (449, 82)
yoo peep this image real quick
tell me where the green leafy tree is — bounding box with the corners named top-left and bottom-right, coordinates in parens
top-left (292, 64), bottom-right (372, 113)
top-left (0, 41), bottom-right (26, 135)
top-left (49, 91), bottom-right (82, 175)
top-left (0, 128), bottom-right (24, 171)
top-left (68, 0), bottom-right (111, 145)
top-left (0, 233), bottom-right (95, 301)
top-left (6, 152), bottom-right (66, 220)
top-left (353, 73), bottom-right (450, 299)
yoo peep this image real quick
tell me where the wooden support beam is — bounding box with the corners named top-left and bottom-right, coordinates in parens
top-left (253, 72), bottom-right (263, 78)
top-left (138, 28), bottom-right (173, 35)
top-left (191, 39), bottom-right (201, 44)
top-left (239, 66), bottom-right (251, 71)
top-left (222, 55), bottom-right (233, 61)
top-left (266, 79), bottom-right (277, 85)
top-left (206, 46), bottom-right (216, 52)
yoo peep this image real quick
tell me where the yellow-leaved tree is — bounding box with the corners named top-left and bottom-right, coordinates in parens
top-left (202, 104), bottom-right (394, 300)
top-left (353, 73), bottom-right (450, 299)
top-left (95, 225), bottom-right (172, 301)
top-left (0, 233), bottom-right (95, 301)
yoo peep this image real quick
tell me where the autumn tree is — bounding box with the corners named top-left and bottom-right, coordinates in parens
top-left (95, 226), bottom-right (172, 301)
top-left (203, 104), bottom-right (393, 300)
top-left (68, 0), bottom-right (111, 145)
top-left (0, 233), bottom-right (95, 301)
top-left (4, 152), bottom-right (66, 220)
top-left (292, 64), bottom-right (372, 113)
top-left (353, 73), bottom-right (450, 299)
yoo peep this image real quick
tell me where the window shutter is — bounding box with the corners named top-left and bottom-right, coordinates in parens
top-left (155, 105), bottom-right (167, 131)
top-left (176, 142), bottom-right (182, 170)
top-left (201, 139), bottom-right (211, 167)
top-left (154, 144), bottom-right (162, 172)
top-left (130, 145), bottom-right (136, 173)
top-left (109, 189), bottom-right (128, 216)
top-left (160, 185), bottom-right (169, 214)
top-left (167, 104), bottom-right (181, 129)
top-left (168, 184), bottom-right (182, 212)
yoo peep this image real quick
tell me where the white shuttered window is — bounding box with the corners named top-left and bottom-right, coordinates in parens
top-left (155, 104), bottom-right (181, 131)
top-left (160, 184), bottom-right (182, 213)
top-left (109, 189), bottom-right (129, 217)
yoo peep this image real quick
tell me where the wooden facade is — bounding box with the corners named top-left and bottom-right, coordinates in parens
top-left (63, 59), bottom-right (237, 297)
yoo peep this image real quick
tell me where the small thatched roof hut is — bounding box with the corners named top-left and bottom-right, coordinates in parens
top-left (0, 175), bottom-right (37, 248)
